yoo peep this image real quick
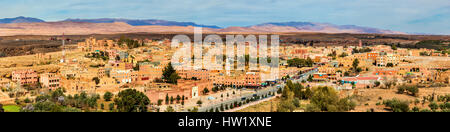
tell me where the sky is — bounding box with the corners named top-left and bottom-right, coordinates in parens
top-left (0, 0), bottom-right (449, 34)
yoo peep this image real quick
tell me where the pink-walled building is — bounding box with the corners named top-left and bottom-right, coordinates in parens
top-left (12, 69), bottom-right (38, 85)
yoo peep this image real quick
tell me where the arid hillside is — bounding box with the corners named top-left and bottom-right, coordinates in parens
top-left (0, 32), bottom-right (449, 58)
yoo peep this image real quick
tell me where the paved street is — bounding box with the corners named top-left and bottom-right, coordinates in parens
top-left (193, 67), bottom-right (318, 112)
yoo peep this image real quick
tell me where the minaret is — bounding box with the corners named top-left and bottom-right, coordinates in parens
top-left (359, 40), bottom-right (363, 47)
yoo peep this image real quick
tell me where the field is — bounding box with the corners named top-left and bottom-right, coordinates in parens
top-left (3, 105), bottom-right (21, 112)
top-left (352, 87), bottom-right (450, 112)
top-left (235, 87), bottom-right (450, 112)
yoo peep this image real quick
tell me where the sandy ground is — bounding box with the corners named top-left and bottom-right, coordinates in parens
top-left (352, 87), bottom-right (450, 112)
top-left (236, 97), bottom-right (280, 112)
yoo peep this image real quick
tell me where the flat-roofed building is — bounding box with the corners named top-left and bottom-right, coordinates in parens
top-left (40, 73), bottom-right (60, 90)
top-left (12, 69), bottom-right (38, 85)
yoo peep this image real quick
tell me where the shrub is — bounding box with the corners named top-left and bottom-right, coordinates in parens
top-left (428, 102), bottom-right (439, 111)
top-left (306, 86), bottom-right (355, 112)
top-left (397, 85), bottom-right (419, 96)
top-left (383, 98), bottom-right (409, 112)
top-left (411, 106), bottom-right (420, 112)
top-left (419, 109), bottom-right (432, 112)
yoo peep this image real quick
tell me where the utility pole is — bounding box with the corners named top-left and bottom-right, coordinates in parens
top-left (61, 33), bottom-right (66, 63)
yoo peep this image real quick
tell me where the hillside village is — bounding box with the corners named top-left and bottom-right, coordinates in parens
top-left (0, 36), bottom-right (449, 112)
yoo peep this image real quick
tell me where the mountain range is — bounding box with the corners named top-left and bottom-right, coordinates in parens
top-left (0, 16), bottom-right (405, 36)
top-left (0, 16), bottom-right (45, 24)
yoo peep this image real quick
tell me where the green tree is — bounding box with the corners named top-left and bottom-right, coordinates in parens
top-left (162, 63), bottom-right (180, 84)
top-left (114, 89), bottom-right (150, 112)
top-left (165, 94), bottom-right (169, 104)
top-left (196, 100), bottom-right (202, 106)
top-left (407, 86), bottom-right (419, 96)
top-left (339, 52), bottom-right (348, 58)
top-left (307, 86), bottom-right (355, 112)
top-left (157, 99), bottom-right (163, 106)
top-left (92, 77), bottom-right (100, 85)
top-left (203, 88), bottom-right (209, 94)
top-left (103, 92), bottom-right (113, 101)
top-left (176, 95), bottom-right (181, 103)
top-left (352, 59), bottom-right (359, 71)
top-left (383, 98), bottom-right (409, 112)
top-left (24, 98), bottom-right (31, 103)
top-left (215, 107), bottom-right (220, 112)
top-left (391, 45), bottom-right (397, 50)
top-left (429, 102), bottom-right (439, 111)
top-left (109, 103), bottom-right (115, 111)
top-left (386, 63), bottom-right (394, 67)
top-left (307, 75), bottom-right (313, 82)
top-left (374, 81), bottom-right (381, 87)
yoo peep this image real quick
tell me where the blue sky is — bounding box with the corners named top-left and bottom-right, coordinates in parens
top-left (0, 0), bottom-right (449, 34)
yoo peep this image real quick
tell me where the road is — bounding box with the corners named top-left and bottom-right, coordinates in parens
top-left (194, 67), bottom-right (318, 112)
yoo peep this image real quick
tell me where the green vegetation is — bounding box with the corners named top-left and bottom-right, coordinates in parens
top-left (85, 51), bottom-right (109, 61)
top-left (22, 101), bottom-right (82, 112)
top-left (306, 86), bottom-right (356, 112)
top-left (339, 52), bottom-right (348, 58)
top-left (3, 105), bottom-right (20, 112)
top-left (114, 89), bottom-right (150, 112)
top-left (118, 37), bottom-right (145, 49)
top-left (396, 84), bottom-right (419, 96)
top-left (162, 62), bottom-right (181, 84)
top-left (203, 88), bottom-right (210, 94)
top-left (428, 102), bottom-right (438, 111)
top-left (277, 81), bottom-right (301, 112)
top-left (283, 80), bottom-right (311, 100)
top-left (383, 98), bottom-right (409, 112)
top-left (197, 100), bottom-right (203, 106)
top-left (165, 106), bottom-right (175, 112)
top-left (92, 77), bottom-right (100, 85)
top-left (287, 58), bottom-right (313, 67)
top-left (328, 51), bottom-right (337, 59)
top-left (352, 59), bottom-right (359, 72)
top-left (386, 63), bottom-right (394, 67)
top-left (391, 45), bottom-right (397, 50)
top-left (420, 51), bottom-right (430, 56)
top-left (20, 88), bottom-right (99, 112)
top-left (352, 47), bottom-right (372, 53)
top-left (278, 81), bottom-right (354, 112)
top-left (415, 40), bottom-right (450, 50)
top-left (103, 92), bottom-right (113, 101)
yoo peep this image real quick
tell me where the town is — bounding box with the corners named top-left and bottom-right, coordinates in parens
top-left (0, 35), bottom-right (449, 112)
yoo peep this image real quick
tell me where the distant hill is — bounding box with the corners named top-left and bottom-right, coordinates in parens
top-left (0, 17), bottom-right (409, 36)
top-left (0, 16), bottom-right (45, 24)
top-left (241, 22), bottom-right (405, 34)
top-left (63, 18), bottom-right (221, 29)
